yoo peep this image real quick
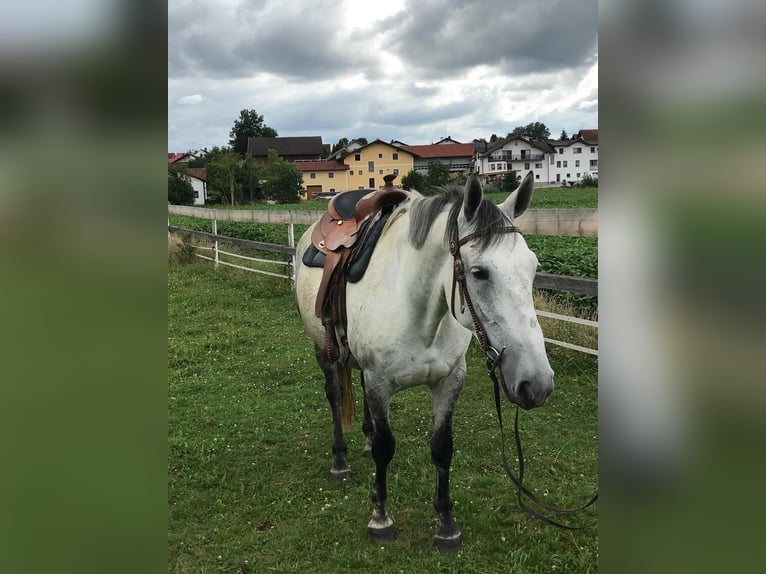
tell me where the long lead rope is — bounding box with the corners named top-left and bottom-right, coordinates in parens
top-left (490, 365), bottom-right (598, 529)
top-left (450, 224), bottom-right (597, 529)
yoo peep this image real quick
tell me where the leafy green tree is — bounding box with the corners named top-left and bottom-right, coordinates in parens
top-left (355, 137), bottom-right (368, 146)
top-left (502, 170), bottom-right (520, 191)
top-left (238, 154), bottom-right (262, 203)
top-left (331, 137), bottom-right (349, 155)
top-left (401, 169), bottom-right (425, 192)
top-left (425, 160), bottom-right (451, 192)
top-left (509, 122), bottom-right (550, 141)
top-left (206, 149), bottom-right (241, 205)
top-left (259, 149), bottom-right (303, 203)
top-left (229, 109), bottom-right (278, 156)
top-left (168, 167), bottom-right (195, 205)
top-left (560, 129), bottom-right (569, 140)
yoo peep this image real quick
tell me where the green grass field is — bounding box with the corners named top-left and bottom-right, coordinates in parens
top-left (168, 262), bottom-right (598, 573)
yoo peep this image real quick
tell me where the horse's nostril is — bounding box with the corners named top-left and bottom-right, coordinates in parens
top-left (518, 380), bottom-right (533, 403)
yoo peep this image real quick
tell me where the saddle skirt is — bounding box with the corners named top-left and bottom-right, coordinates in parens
top-left (307, 179), bottom-right (408, 361)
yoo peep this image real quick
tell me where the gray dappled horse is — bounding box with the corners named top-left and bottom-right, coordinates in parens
top-left (295, 173), bottom-right (553, 551)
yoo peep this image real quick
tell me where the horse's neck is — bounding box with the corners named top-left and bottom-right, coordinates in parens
top-left (398, 210), bottom-right (454, 332)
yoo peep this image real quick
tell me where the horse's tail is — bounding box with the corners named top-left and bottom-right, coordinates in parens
top-left (337, 364), bottom-right (355, 430)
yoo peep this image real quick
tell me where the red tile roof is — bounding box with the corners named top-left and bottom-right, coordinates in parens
top-left (292, 160), bottom-right (349, 172)
top-left (168, 152), bottom-right (194, 164)
top-left (576, 129), bottom-right (598, 143)
top-left (400, 143), bottom-right (476, 159)
top-left (185, 168), bottom-right (207, 181)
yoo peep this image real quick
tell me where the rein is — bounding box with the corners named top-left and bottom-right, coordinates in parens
top-left (449, 223), bottom-right (598, 530)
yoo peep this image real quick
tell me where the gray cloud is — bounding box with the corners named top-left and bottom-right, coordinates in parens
top-left (168, 0), bottom-right (598, 152)
top-left (381, 0), bottom-right (597, 76)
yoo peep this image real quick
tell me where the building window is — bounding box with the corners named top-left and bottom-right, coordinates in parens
top-left (574, 147), bottom-right (582, 154)
top-left (567, 173), bottom-right (571, 178)
top-left (591, 147), bottom-right (596, 153)
top-left (379, 169), bottom-right (383, 174)
top-left (590, 159), bottom-right (598, 168)
top-left (563, 161), bottom-right (568, 167)
top-left (355, 154), bottom-right (361, 161)
top-left (556, 161), bottom-right (561, 168)
top-left (393, 168), bottom-right (399, 175)
top-left (329, 172), bottom-right (334, 178)
top-left (358, 186), bottom-right (365, 190)
top-left (577, 172), bottom-right (581, 178)
top-left (330, 188), bottom-right (335, 192)
top-left (393, 153), bottom-right (398, 160)
top-left (535, 163), bottom-right (543, 168)
top-left (524, 162), bottom-right (530, 170)
top-left (368, 161), bottom-right (374, 173)
top-left (378, 153), bottom-right (383, 158)
top-left (575, 160), bottom-right (580, 167)
top-left (535, 174), bottom-right (540, 180)
top-left (559, 148), bottom-right (564, 154)
top-left (368, 178), bottom-right (375, 188)
top-left (310, 172), bottom-right (316, 179)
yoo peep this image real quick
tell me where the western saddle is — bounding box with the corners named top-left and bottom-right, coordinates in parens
top-left (306, 174), bottom-right (408, 362)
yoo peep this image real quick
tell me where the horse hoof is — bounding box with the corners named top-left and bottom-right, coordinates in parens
top-left (361, 446), bottom-right (373, 459)
top-left (329, 468), bottom-right (351, 483)
top-left (368, 525), bottom-right (396, 543)
top-left (434, 532), bottom-right (462, 553)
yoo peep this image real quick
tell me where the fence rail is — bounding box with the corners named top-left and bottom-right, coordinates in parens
top-left (169, 205), bottom-right (598, 355)
top-left (168, 205), bottom-right (598, 237)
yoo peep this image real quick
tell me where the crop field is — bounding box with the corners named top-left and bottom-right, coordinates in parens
top-left (168, 260), bottom-right (598, 573)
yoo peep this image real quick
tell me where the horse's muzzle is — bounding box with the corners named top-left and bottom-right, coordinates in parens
top-left (511, 375), bottom-right (554, 410)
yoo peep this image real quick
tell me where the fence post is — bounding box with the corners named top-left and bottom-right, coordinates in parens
top-left (287, 223), bottom-right (296, 290)
top-left (213, 219), bottom-right (219, 268)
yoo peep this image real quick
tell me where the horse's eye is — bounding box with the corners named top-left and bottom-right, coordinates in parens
top-left (470, 266), bottom-right (489, 280)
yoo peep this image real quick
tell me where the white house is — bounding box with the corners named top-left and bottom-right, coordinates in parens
top-left (475, 130), bottom-right (598, 186)
top-left (184, 168), bottom-right (208, 206)
top-left (547, 129), bottom-right (599, 184)
top-left (475, 135), bottom-right (556, 185)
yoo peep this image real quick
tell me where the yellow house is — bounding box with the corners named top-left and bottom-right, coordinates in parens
top-left (293, 160), bottom-right (349, 199)
top-left (342, 139), bottom-right (414, 190)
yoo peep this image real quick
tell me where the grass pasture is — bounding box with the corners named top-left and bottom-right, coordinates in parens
top-left (168, 261), bottom-right (598, 573)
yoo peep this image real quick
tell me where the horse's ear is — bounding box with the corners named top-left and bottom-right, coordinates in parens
top-left (463, 174), bottom-right (483, 221)
top-left (501, 171), bottom-right (535, 218)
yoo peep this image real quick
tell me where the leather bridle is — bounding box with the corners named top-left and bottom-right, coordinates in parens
top-left (449, 222), bottom-right (598, 529)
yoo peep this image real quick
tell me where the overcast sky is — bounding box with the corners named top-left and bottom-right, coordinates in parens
top-left (168, 0), bottom-right (597, 152)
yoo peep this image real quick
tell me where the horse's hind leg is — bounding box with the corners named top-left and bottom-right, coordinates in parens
top-left (429, 366), bottom-right (465, 552)
top-left (314, 344), bottom-right (351, 482)
top-left (363, 373), bottom-right (396, 542)
top-left (360, 372), bottom-right (373, 459)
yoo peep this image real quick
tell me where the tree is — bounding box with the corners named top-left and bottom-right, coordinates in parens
top-left (489, 133), bottom-right (500, 143)
top-left (206, 148), bottom-right (241, 205)
top-left (509, 122), bottom-right (550, 141)
top-left (401, 169), bottom-right (425, 192)
top-left (355, 137), bottom-right (368, 146)
top-left (331, 137), bottom-right (349, 155)
top-left (237, 154), bottom-right (262, 203)
top-left (229, 109), bottom-right (278, 156)
top-left (168, 167), bottom-right (195, 205)
top-left (260, 149), bottom-right (303, 203)
top-left (424, 160), bottom-right (451, 192)
top-left (560, 129), bottom-right (569, 140)
top-left (502, 171), bottom-right (520, 191)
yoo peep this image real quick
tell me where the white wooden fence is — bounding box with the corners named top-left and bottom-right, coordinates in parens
top-left (168, 205), bottom-right (598, 356)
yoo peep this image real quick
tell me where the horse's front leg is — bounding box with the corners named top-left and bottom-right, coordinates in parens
top-left (363, 373), bottom-right (396, 542)
top-left (313, 344), bottom-right (350, 482)
top-left (429, 364), bottom-right (466, 552)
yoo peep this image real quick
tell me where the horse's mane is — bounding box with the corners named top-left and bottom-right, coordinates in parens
top-left (407, 183), bottom-right (513, 250)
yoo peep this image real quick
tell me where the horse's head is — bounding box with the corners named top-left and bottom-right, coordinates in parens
top-left (449, 172), bottom-right (554, 409)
